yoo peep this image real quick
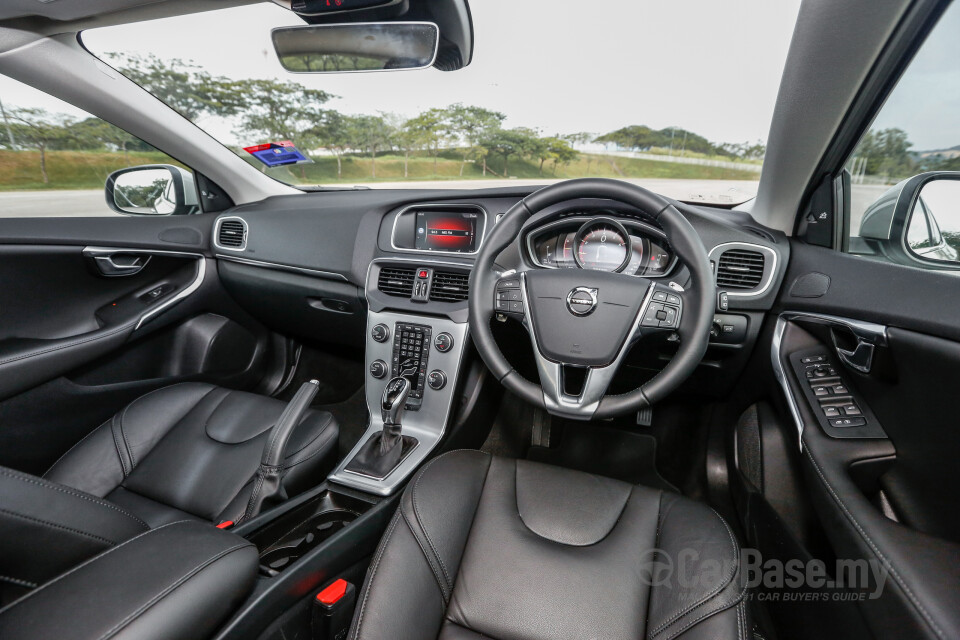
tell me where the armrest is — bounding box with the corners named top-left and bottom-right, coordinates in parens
top-left (0, 521), bottom-right (258, 640)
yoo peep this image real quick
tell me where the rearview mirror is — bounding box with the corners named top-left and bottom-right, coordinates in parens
top-left (858, 171), bottom-right (960, 267)
top-left (271, 22), bottom-right (439, 73)
top-left (105, 165), bottom-right (199, 216)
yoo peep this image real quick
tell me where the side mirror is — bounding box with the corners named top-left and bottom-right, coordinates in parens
top-left (105, 165), bottom-right (199, 216)
top-left (857, 171), bottom-right (960, 267)
top-left (271, 22), bottom-right (439, 73)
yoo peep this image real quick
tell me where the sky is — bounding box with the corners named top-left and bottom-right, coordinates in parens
top-left (72, 0), bottom-right (802, 148)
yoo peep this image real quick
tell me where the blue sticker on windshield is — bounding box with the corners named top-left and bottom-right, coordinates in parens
top-left (243, 140), bottom-right (310, 167)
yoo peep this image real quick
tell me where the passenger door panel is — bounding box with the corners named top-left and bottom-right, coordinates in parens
top-left (0, 215), bottom-right (272, 474)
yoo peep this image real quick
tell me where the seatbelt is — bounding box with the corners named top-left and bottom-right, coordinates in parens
top-left (241, 379), bottom-right (320, 522)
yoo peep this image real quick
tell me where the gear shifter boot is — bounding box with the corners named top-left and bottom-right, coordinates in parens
top-left (345, 376), bottom-right (418, 479)
top-left (345, 430), bottom-right (417, 479)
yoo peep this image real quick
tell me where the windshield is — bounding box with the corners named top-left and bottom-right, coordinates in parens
top-left (81, 1), bottom-right (800, 205)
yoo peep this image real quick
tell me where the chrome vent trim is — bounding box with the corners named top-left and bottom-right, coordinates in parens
top-left (215, 216), bottom-right (247, 251)
top-left (707, 242), bottom-right (778, 298)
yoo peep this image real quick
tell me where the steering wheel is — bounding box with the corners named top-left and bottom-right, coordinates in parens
top-left (468, 178), bottom-right (715, 420)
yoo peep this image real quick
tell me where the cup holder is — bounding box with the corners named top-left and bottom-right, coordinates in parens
top-left (248, 489), bottom-right (373, 576)
top-left (258, 509), bottom-right (358, 574)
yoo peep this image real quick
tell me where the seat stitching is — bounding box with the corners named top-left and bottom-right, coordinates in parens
top-left (0, 468), bottom-right (148, 529)
top-left (95, 543), bottom-right (253, 640)
top-left (400, 508), bottom-right (450, 602)
top-left (44, 418), bottom-right (110, 476)
top-left (649, 506), bottom-right (739, 636)
top-left (0, 322), bottom-right (133, 367)
top-left (110, 415), bottom-right (129, 477)
top-left (0, 506), bottom-right (119, 546)
top-left (655, 587), bottom-right (746, 640)
top-left (412, 463), bottom-right (453, 591)
top-left (803, 447), bottom-right (944, 639)
top-left (736, 598), bottom-right (745, 640)
top-left (0, 520), bottom-right (194, 614)
top-left (0, 574), bottom-right (37, 589)
top-left (350, 510), bottom-right (403, 640)
top-left (117, 382), bottom-right (215, 473)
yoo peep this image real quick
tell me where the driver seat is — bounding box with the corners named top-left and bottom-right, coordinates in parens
top-left (348, 450), bottom-right (749, 640)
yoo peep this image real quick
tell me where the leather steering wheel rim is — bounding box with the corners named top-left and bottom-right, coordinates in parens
top-left (468, 178), bottom-right (715, 419)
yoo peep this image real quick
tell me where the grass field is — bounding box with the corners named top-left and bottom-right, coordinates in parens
top-left (0, 148), bottom-right (760, 192)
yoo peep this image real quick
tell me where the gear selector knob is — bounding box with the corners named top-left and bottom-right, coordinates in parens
top-left (381, 377), bottom-right (411, 427)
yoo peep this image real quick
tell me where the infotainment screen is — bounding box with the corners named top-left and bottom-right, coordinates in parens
top-left (415, 210), bottom-right (479, 252)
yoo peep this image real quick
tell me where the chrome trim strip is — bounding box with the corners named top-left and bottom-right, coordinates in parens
top-left (771, 315), bottom-right (805, 450)
top-left (389, 203), bottom-right (488, 256)
top-left (82, 246), bottom-right (206, 331)
top-left (213, 215), bottom-right (248, 252)
top-left (708, 241), bottom-right (778, 298)
top-left (215, 254), bottom-right (348, 281)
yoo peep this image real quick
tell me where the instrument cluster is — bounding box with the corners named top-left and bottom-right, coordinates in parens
top-left (526, 215), bottom-right (675, 276)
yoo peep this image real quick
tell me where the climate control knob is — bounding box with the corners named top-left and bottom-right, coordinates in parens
top-left (434, 332), bottom-right (454, 353)
top-left (371, 323), bottom-right (390, 343)
top-left (427, 370), bottom-right (447, 390)
top-left (370, 360), bottom-right (388, 379)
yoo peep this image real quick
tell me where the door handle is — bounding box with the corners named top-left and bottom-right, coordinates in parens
top-left (833, 335), bottom-right (875, 373)
top-left (84, 250), bottom-right (151, 277)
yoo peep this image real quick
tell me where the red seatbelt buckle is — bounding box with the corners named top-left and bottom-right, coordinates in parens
top-left (312, 578), bottom-right (357, 640)
top-left (216, 520), bottom-right (234, 529)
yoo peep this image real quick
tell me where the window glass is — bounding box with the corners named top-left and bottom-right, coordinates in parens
top-left (844, 2), bottom-right (960, 252)
top-left (82, 0), bottom-right (803, 205)
top-left (0, 75), bottom-right (184, 217)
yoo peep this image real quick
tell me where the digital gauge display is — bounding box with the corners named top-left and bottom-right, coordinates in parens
top-left (415, 211), bottom-right (479, 253)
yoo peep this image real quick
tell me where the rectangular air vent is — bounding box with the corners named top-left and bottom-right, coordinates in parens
top-left (377, 266), bottom-right (416, 297)
top-left (716, 249), bottom-right (765, 290)
top-left (429, 270), bottom-right (470, 302)
top-left (217, 218), bottom-right (247, 249)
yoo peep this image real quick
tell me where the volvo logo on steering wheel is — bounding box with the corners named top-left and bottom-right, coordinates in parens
top-left (566, 287), bottom-right (598, 316)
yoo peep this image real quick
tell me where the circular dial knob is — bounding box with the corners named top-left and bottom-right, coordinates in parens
top-left (427, 370), bottom-right (447, 390)
top-left (434, 332), bottom-right (454, 353)
top-left (369, 360), bottom-right (388, 379)
top-left (371, 323), bottom-right (390, 343)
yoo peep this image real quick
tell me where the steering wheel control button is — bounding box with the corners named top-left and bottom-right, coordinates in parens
top-left (666, 293), bottom-right (681, 305)
top-left (370, 360), bottom-right (388, 379)
top-left (641, 302), bottom-right (664, 327)
top-left (434, 333), bottom-right (454, 353)
top-left (371, 323), bottom-right (390, 343)
top-left (497, 289), bottom-right (522, 302)
top-left (427, 370), bottom-right (447, 390)
top-left (566, 287), bottom-right (598, 316)
top-left (652, 291), bottom-right (668, 302)
top-left (498, 278), bottom-right (520, 289)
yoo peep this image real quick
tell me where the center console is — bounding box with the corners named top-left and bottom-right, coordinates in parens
top-left (328, 260), bottom-right (472, 496)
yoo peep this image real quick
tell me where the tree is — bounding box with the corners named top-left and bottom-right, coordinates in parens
top-left (546, 136), bottom-right (579, 175)
top-left (308, 111), bottom-right (356, 179)
top-left (392, 116), bottom-right (428, 178)
top-left (8, 107), bottom-right (74, 184)
top-left (856, 128), bottom-right (914, 178)
top-left (404, 109), bottom-right (447, 174)
top-left (110, 53), bottom-right (245, 122)
top-left (235, 79), bottom-right (335, 144)
top-left (444, 104), bottom-right (505, 176)
top-left (350, 114), bottom-right (394, 178)
top-left (69, 118), bottom-right (139, 163)
top-left (479, 126), bottom-right (540, 177)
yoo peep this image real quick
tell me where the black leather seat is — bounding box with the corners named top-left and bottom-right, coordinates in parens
top-left (349, 450), bottom-right (749, 640)
top-left (0, 382), bottom-right (338, 599)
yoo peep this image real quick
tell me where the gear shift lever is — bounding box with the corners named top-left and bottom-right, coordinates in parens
top-left (381, 377), bottom-right (410, 428)
top-left (345, 377), bottom-right (418, 479)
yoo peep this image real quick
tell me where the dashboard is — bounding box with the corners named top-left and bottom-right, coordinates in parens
top-left (526, 215), bottom-right (675, 276)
